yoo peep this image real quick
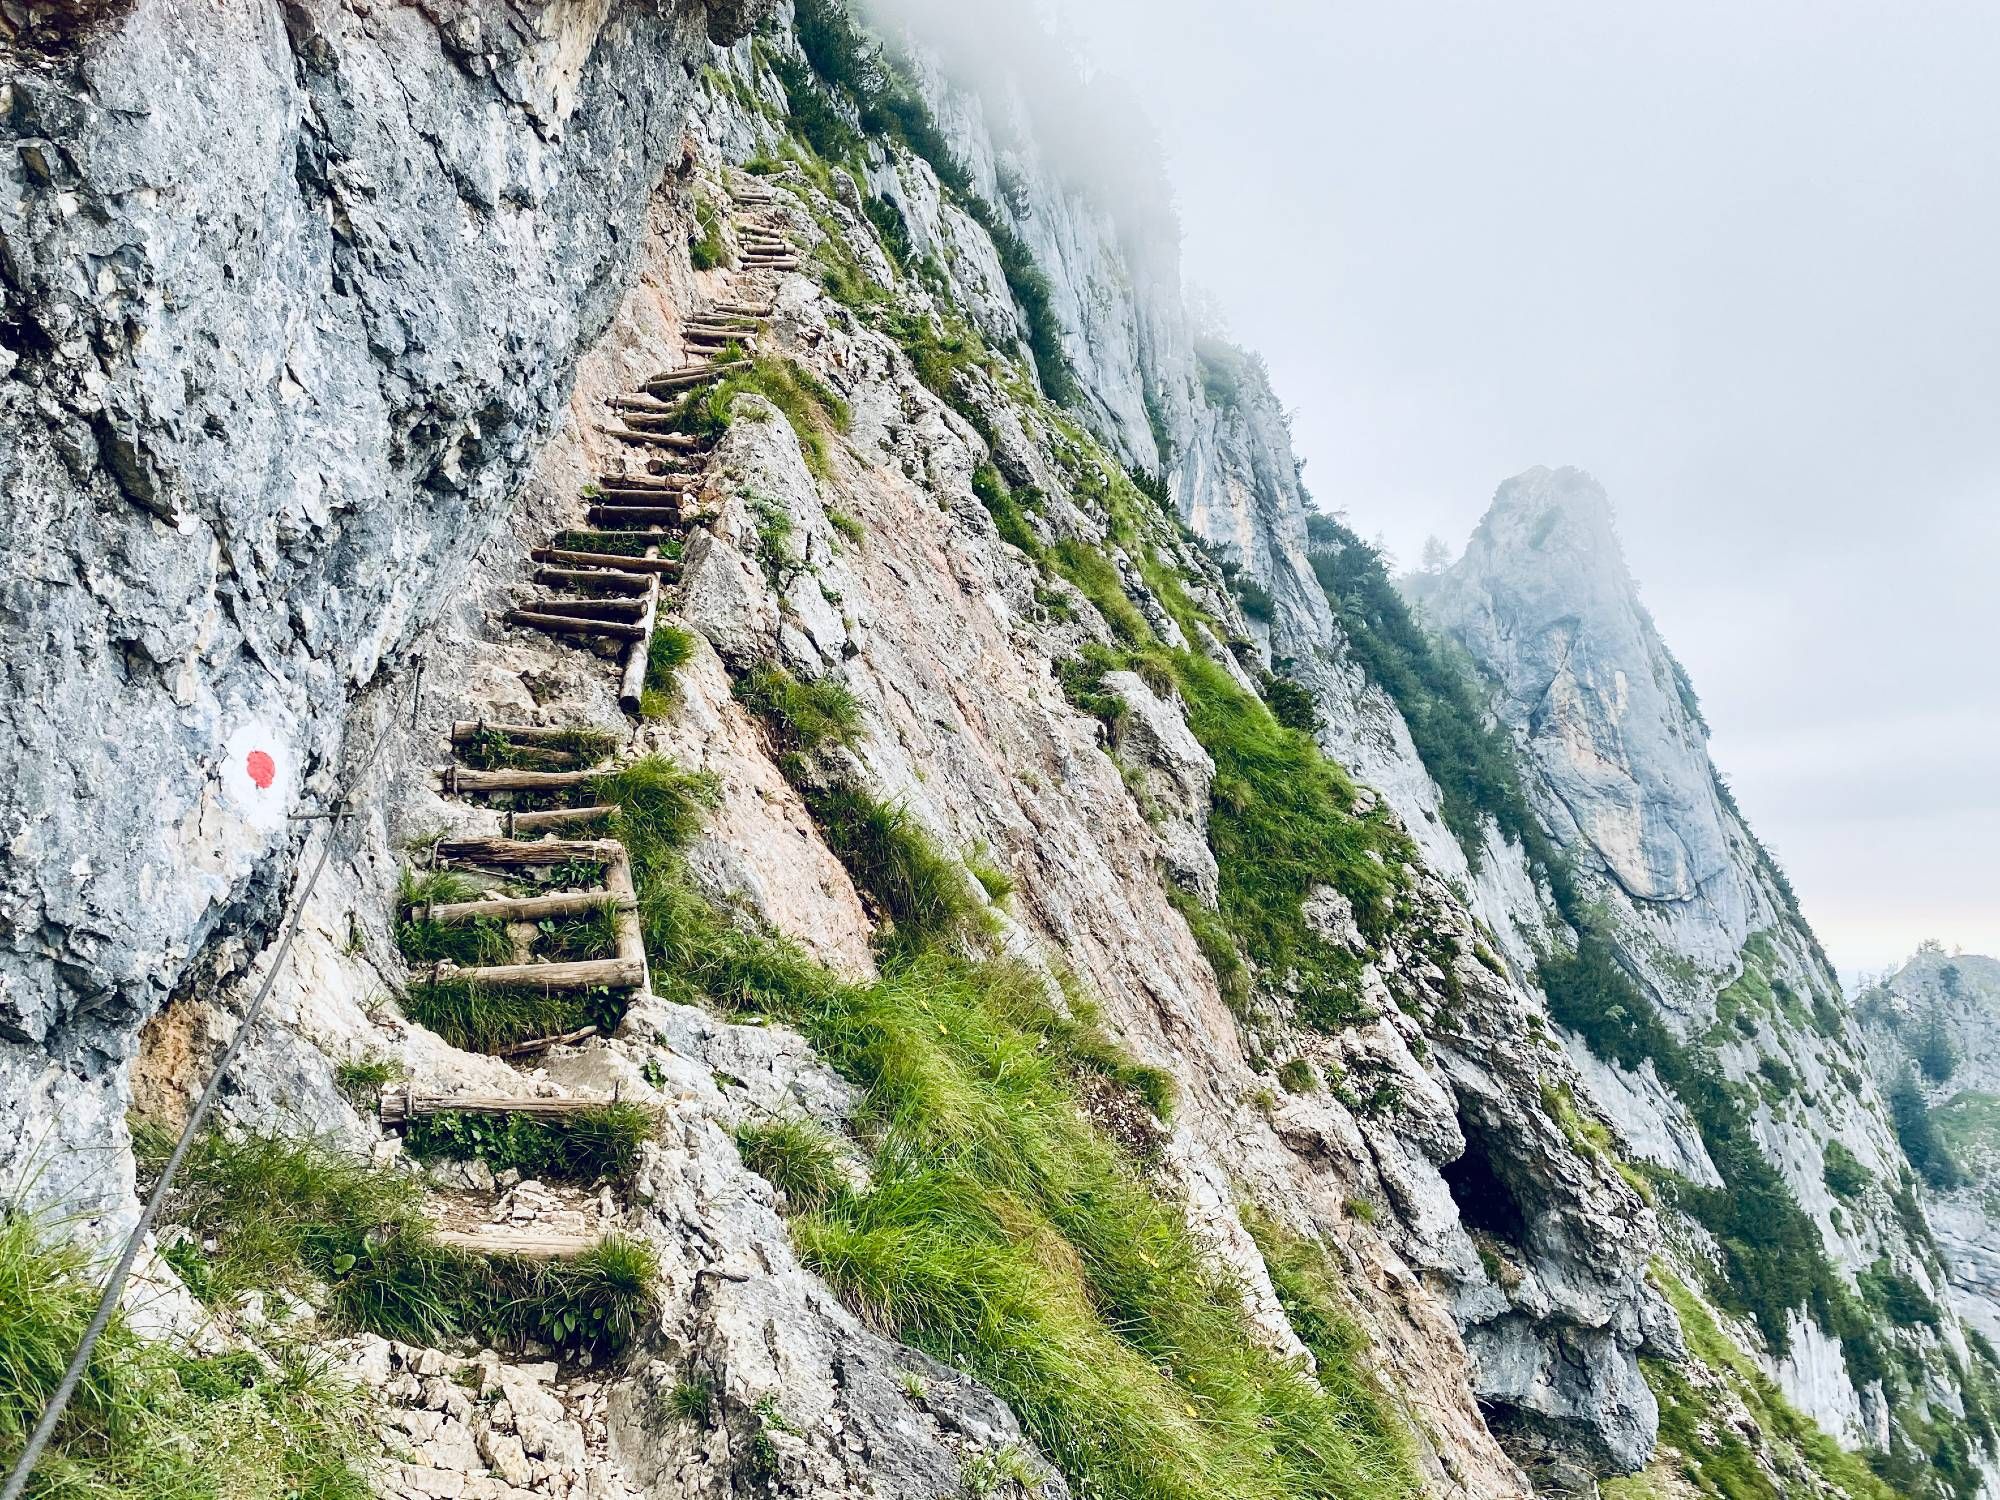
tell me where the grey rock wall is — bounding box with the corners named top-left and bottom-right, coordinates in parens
top-left (0, 0), bottom-right (769, 1220)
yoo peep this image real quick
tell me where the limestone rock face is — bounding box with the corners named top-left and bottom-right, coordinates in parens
top-left (0, 0), bottom-right (770, 1225)
top-left (1416, 467), bottom-right (1735, 913)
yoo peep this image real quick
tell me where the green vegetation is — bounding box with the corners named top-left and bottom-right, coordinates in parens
top-left (1611, 1268), bottom-right (1904, 1500)
top-left (640, 625), bottom-right (697, 721)
top-left (805, 785), bottom-right (989, 955)
top-left (140, 1131), bottom-right (657, 1359)
top-left (333, 1055), bottom-right (403, 1108)
top-left (404, 1102), bottom-right (656, 1187)
top-left (395, 868), bottom-right (511, 968)
top-left (733, 660), bottom-right (863, 759)
top-left (1932, 1091), bottom-right (2000, 1166)
top-left (972, 464), bottom-right (1042, 558)
top-left (1890, 1069), bottom-right (1962, 1190)
top-left (689, 193), bottom-right (727, 270)
top-left (603, 733), bottom-right (1410, 1500)
top-left (735, 1118), bottom-right (849, 1214)
top-left (458, 725), bottom-right (618, 771)
top-left (671, 355), bottom-right (851, 479)
top-left (789, 0), bottom-right (1078, 404)
top-left (1276, 1058), bottom-right (1317, 1094)
top-left (1822, 1140), bottom-right (1871, 1201)
top-left (401, 975), bottom-right (624, 1055)
top-left (1303, 513), bottom-right (1540, 867)
top-left (0, 1212), bottom-right (372, 1500)
top-left (534, 902), bottom-right (621, 962)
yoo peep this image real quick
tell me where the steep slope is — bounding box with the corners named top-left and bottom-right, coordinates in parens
top-left (4, 3), bottom-right (1993, 1499)
top-left (1858, 950), bottom-right (2000, 1343)
top-left (1412, 467), bottom-right (2000, 1496)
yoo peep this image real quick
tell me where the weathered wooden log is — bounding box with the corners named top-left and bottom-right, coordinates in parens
top-left (593, 471), bottom-right (687, 492)
top-left (507, 805), bottom-right (617, 835)
top-left (600, 426), bottom-right (705, 452)
top-left (506, 609), bottom-right (648, 641)
top-left (431, 1229), bottom-right (607, 1259)
top-left (452, 722), bottom-right (611, 747)
top-left (523, 595), bottom-right (649, 622)
top-left (381, 1092), bottom-right (641, 1126)
top-left (533, 546), bottom-right (680, 576)
top-left (534, 568), bottom-right (652, 595)
top-left (586, 504), bottom-right (681, 526)
top-left (494, 1027), bottom-right (600, 1059)
top-left (422, 891), bottom-right (632, 926)
top-left (618, 568), bottom-right (662, 715)
top-left (439, 766), bottom-right (605, 794)
top-left (439, 956), bottom-right (644, 991)
top-left (603, 845), bottom-right (647, 976)
top-left (434, 836), bottom-right (624, 866)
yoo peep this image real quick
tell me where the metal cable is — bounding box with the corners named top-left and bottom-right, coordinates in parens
top-left (1, 687), bottom-right (410, 1500)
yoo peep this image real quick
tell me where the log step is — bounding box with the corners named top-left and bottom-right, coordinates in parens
top-left (600, 428), bottom-right (705, 452)
top-left (432, 956), bottom-right (644, 992)
top-left (382, 1091), bottom-right (640, 1126)
top-left (586, 505), bottom-right (682, 526)
top-left (431, 1229), bottom-right (611, 1260)
top-left (506, 609), bottom-right (647, 640)
top-left (534, 568), bottom-right (652, 594)
top-left (496, 1026), bottom-right (600, 1059)
top-left (440, 766), bottom-right (606, 794)
top-left (421, 890), bottom-right (632, 925)
top-left (534, 546), bottom-right (679, 576)
top-left (507, 805), bottom-right (617, 836)
top-left (452, 722), bottom-right (616, 747)
top-left (433, 836), bottom-right (625, 865)
top-left (523, 594), bottom-right (649, 622)
top-left (594, 472), bottom-right (688, 492)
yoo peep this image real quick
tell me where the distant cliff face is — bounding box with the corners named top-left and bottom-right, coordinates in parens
top-left (1416, 468), bottom-right (2000, 1490)
top-left (1859, 950), bottom-right (2000, 1342)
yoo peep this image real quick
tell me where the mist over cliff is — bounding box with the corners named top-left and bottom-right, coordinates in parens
top-left (1, 3), bottom-right (1993, 1498)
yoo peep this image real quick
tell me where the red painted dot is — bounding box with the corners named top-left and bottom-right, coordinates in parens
top-left (246, 749), bottom-right (276, 791)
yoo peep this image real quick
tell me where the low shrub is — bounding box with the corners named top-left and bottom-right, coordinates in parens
top-left (404, 1102), bottom-right (656, 1186)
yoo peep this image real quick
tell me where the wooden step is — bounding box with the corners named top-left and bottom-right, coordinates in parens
top-left (507, 805), bottom-right (617, 836)
top-left (600, 427), bottom-right (705, 453)
top-left (434, 836), bottom-right (626, 866)
top-left (440, 766), bottom-right (605, 794)
top-left (534, 546), bottom-right (679, 576)
top-left (419, 890), bottom-right (633, 925)
top-left (434, 955), bottom-right (644, 992)
top-left (586, 504), bottom-right (682, 526)
top-left (431, 1229), bottom-right (611, 1260)
top-left (452, 722), bottom-right (616, 748)
top-left (594, 486), bottom-right (691, 506)
top-left (506, 609), bottom-right (647, 641)
top-left (496, 1026), bottom-right (600, 1058)
top-left (381, 1091), bottom-right (639, 1126)
top-left (593, 472), bottom-right (689, 492)
top-left (534, 567), bottom-right (653, 595)
top-left (523, 594), bottom-right (649, 622)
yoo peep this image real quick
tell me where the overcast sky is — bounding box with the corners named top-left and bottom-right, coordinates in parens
top-left (1035, 0), bottom-right (2000, 981)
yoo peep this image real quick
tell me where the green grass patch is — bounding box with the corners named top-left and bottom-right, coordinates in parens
top-left (0, 1212), bottom-right (373, 1500)
top-left (143, 1131), bottom-right (656, 1359)
top-left (689, 192), bottom-right (726, 270)
top-left (395, 868), bottom-right (512, 968)
top-left (733, 660), bottom-right (863, 758)
top-left (401, 976), bottom-right (623, 1055)
top-left (604, 736), bottom-right (1410, 1500)
top-left (640, 625), bottom-right (697, 722)
top-left (533, 902), bottom-right (621, 962)
top-left (736, 1119), bottom-right (849, 1214)
top-left (404, 1102), bottom-right (656, 1187)
top-left (457, 725), bottom-right (618, 772)
top-left (805, 784), bottom-right (988, 955)
top-left (674, 356), bottom-right (851, 480)
top-left (334, 1055), bottom-right (403, 1108)
top-left (555, 529), bottom-right (682, 560)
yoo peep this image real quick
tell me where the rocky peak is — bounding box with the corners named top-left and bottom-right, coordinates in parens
top-left (1418, 466), bottom-right (1731, 911)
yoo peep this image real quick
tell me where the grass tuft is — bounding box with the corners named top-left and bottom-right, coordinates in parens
top-left (733, 661), bottom-right (863, 758)
top-left (736, 1119), bottom-right (849, 1215)
top-left (401, 977), bottom-right (622, 1055)
top-left (640, 626), bottom-right (698, 722)
top-left (0, 1212), bottom-right (373, 1500)
top-left (806, 785), bottom-right (988, 955)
